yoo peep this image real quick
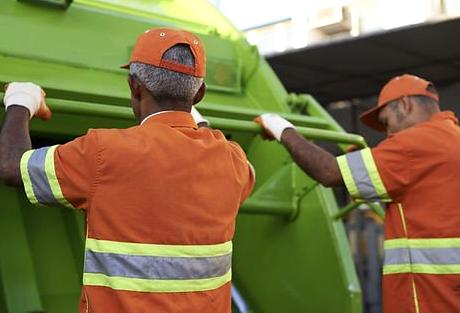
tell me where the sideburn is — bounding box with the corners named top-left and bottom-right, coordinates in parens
top-left (394, 105), bottom-right (406, 123)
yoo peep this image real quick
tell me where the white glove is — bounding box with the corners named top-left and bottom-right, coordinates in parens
top-left (3, 82), bottom-right (44, 119)
top-left (191, 106), bottom-right (209, 126)
top-left (255, 113), bottom-right (295, 141)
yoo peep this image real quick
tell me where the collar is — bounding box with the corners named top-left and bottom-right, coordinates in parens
top-left (141, 111), bottom-right (175, 125)
top-left (140, 110), bottom-right (197, 128)
top-left (430, 110), bottom-right (458, 125)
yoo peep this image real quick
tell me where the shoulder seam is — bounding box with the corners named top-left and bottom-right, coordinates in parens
top-left (88, 130), bottom-right (103, 210)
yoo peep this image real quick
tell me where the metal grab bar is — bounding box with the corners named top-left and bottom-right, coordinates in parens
top-left (17, 97), bottom-right (366, 148)
top-left (0, 92), bottom-right (367, 147)
top-left (200, 102), bottom-right (330, 129)
top-left (239, 198), bottom-right (295, 217)
top-left (333, 202), bottom-right (385, 220)
top-left (209, 116), bottom-right (367, 147)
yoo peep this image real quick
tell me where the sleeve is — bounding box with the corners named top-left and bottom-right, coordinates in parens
top-left (241, 161), bottom-right (256, 202)
top-left (336, 136), bottom-right (410, 203)
top-left (20, 130), bottom-right (99, 210)
top-left (227, 141), bottom-right (255, 203)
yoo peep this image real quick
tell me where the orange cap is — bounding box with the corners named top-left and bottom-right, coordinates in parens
top-left (360, 74), bottom-right (439, 131)
top-left (122, 27), bottom-right (206, 78)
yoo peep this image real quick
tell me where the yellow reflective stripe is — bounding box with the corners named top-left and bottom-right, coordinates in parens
top-left (83, 269), bottom-right (232, 293)
top-left (385, 238), bottom-right (460, 249)
top-left (384, 264), bottom-right (460, 275)
top-left (411, 264), bottom-right (460, 274)
top-left (410, 238), bottom-right (460, 248)
top-left (384, 239), bottom-right (409, 249)
top-left (412, 280), bottom-right (420, 313)
top-left (360, 148), bottom-right (391, 201)
top-left (397, 203), bottom-right (408, 235)
top-left (86, 238), bottom-right (233, 258)
top-left (336, 155), bottom-right (360, 199)
top-left (20, 150), bottom-right (39, 205)
top-left (44, 145), bottom-right (76, 209)
top-left (383, 264), bottom-right (411, 274)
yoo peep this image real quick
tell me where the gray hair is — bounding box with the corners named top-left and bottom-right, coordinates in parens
top-left (129, 44), bottom-right (203, 104)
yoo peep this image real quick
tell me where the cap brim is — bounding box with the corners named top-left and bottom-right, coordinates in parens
top-left (120, 63), bottom-right (130, 69)
top-left (359, 105), bottom-right (386, 132)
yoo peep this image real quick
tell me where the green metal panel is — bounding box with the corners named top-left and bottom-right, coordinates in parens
top-left (0, 1), bottom-right (364, 312)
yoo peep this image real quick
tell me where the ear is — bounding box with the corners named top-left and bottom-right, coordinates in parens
top-left (400, 96), bottom-right (413, 114)
top-left (128, 74), bottom-right (142, 102)
top-left (192, 82), bottom-right (206, 105)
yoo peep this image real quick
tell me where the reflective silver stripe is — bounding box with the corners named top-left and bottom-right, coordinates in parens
top-left (27, 147), bottom-right (56, 204)
top-left (85, 250), bottom-right (232, 280)
top-left (384, 248), bottom-right (411, 265)
top-left (346, 151), bottom-right (379, 201)
top-left (385, 248), bottom-right (460, 266)
top-left (412, 248), bottom-right (460, 264)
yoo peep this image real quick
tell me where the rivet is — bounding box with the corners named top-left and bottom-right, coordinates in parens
top-left (160, 32), bottom-right (166, 37)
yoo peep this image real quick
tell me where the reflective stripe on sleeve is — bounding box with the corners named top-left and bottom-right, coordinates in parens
top-left (44, 146), bottom-right (76, 209)
top-left (19, 145), bottom-right (75, 209)
top-left (29, 147), bottom-right (56, 204)
top-left (360, 149), bottom-right (391, 201)
top-left (383, 238), bottom-right (460, 275)
top-left (336, 155), bottom-right (360, 198)
top-left (83, 238), bottom-right (233, 293)
top-left (336, 148), bottom-right (391, 202)
top-left (20, 150), bottom-right (39, 205)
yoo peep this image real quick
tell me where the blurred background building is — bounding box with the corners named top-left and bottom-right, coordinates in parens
top-left (209, 1), bottom-right (460, 313)
top-left (210, 0), bottom-right (460, 55)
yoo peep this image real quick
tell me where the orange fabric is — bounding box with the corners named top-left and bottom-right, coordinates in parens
top-left (372, 111), bottom-right (460, 313)
top-left (54, 111), bottom-right (254, 312)
top-left (360, 74), bottom-right (438, 131)
top-left (81, 283), bottom-right (231, 313)
top-left (121, 28), bottom-right (206, 78)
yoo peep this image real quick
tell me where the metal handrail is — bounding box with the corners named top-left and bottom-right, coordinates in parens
top-left (209, 116), bottom-right (367, 147)
top-left (333, 202), bottom-right (385, 220)
top-left (0, 92), bottom-right (367, 148)
top-left (25, 97), bottom-right (366, 148)
top-left (200, 102), bottom-right (330, 129)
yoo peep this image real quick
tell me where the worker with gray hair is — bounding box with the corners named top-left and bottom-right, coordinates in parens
top-left (0, 27), bottom-right (254, 313)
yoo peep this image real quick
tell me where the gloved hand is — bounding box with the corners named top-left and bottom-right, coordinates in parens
top-left (3, 82), bottom-right (52, 120)
top-left (191, 106), bottom-right (209, 127)
top-left (254, 113), bottom-right (295, 141)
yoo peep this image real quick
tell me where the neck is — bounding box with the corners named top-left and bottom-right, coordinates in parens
top-left (417, 108), bottom-right (440, 123)
top-left (139, 101), bottom-right (191, 122)
top-left (156, 99), bottom-right (192, 113)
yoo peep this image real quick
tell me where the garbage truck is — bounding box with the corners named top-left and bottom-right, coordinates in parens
top-left (0, 0), bottom-right (376, 312)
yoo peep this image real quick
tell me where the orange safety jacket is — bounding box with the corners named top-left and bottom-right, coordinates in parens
top-left (337, 111), bottom-right (460, 313)
top-left (20, 111), bottom-right (255, 313)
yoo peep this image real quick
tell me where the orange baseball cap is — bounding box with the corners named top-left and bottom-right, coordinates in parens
top-left (360, 74), bottom-right (439, 131)
top-left (122, 27), bottom-right (206, 78)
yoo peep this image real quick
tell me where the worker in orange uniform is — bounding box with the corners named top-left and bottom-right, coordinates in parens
top-left (0, 28), bottom-right (254, 313)
top-left (256, 74), bottom-right (460, 313)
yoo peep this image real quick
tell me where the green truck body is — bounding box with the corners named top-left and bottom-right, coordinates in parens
top-left (0, 1), bottom-right (366, 312)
